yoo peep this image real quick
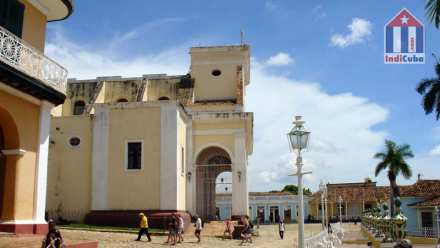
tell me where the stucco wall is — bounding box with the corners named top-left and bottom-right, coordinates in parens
top-left (47, 116), bottom-right (92, 221)
top-left (401, 197), bottom-right (425, 232)
top-left (0, 88), bottom-right (39, 220)
top-left (21, 0), bottom-right (47, 51)
top-left (176, 111), bottom-right (187, 210)
top-left (107, 106), bottom-right (161, 210)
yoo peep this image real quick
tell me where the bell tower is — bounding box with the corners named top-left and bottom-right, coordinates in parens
top-left (190, 45), bottom-right (250, 105)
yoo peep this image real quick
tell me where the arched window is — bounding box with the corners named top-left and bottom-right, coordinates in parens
top-left (73, 101), bottom-right (85, 115)
top-left (158, 96), bottom-right (170, 101)
top-left (117, 98), bottom-right (128, 103)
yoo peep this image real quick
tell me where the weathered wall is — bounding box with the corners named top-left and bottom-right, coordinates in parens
top-left (47, 116), bottom-right (92, 222)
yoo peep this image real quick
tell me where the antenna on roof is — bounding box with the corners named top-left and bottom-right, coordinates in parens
top-left (240, 29), bottom-right (244, 45)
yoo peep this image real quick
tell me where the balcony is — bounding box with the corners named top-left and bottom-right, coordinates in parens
top-left (0, 25), bottom-right (67, 95)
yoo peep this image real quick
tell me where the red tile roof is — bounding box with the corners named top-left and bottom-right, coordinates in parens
top-left (310, 182), bottom-right (389, 203)
top-left (399, 180), bottom-right (440, 197)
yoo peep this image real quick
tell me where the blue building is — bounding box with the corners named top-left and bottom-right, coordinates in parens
top-left (216, 192), bottom-right (309, 223)
top-left (398, 179), bottom-right (440, 237)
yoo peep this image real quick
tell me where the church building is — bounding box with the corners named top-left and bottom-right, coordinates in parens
top-left (46, 45), bottom-right (253, 227)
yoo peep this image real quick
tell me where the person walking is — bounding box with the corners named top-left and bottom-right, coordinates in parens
top-left (135, 213), bottom-right (152, 242)
top-left (194, 216), bottom-right (202, 243)
top-left (240, 216), bottom-right (252, 245)
top-left (166, 215), bottom-right (177, 245)
top-left (41, 219), bottom-right (64, 248)
top-left (278, 219), bottom-right (285, 240)
top-left (177, 215), bottom-right (185, 243)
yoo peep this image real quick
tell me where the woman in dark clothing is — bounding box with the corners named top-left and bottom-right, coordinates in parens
top-left (41, 220), bottom-right (64, 248)
top-left (165, 215), bottom-right (177, 245)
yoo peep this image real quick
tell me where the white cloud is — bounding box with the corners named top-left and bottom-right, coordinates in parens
top-left (429, 145), bottom-right (440, 156)
top-left (264, 1), bottom-right (278, 11)
top-left (247, 61), bottom-right (389, 191)
top-left (266, 52), bottom-right (294, 66)
top-left (330, 18), bottom-right (372, 48)
top-left (46, 28), bottom-right (390, 192)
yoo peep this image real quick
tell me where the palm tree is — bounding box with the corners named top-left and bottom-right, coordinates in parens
top-left (416, 56), bottom-right (440, 119)
top-left (374, 140), bottom-right (413, 217)
top-left (426, 0), bottom-right (440, 29)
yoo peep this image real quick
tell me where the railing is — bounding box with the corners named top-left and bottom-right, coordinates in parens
top-left (0, 25), bottom-right (67, 94)
top-left (406, 226), bottom-right (439, 238)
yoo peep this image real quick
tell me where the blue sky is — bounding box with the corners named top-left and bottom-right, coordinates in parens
top-left (46, 1), bottom-right (440, 191)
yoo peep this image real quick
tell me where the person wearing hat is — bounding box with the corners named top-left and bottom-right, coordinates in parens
top-left (135, 213), bottom-right (152, 242)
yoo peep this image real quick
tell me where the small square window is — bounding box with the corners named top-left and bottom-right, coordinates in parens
top-left (126, 141), bottom-right (142, 170)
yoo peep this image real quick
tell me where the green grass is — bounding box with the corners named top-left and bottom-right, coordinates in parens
top-left (59, 223), bottom-right (165, 234)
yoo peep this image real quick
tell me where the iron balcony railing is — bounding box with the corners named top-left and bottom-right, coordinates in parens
top-left (0, 25), bottom-right (67, 94)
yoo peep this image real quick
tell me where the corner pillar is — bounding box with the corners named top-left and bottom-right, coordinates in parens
top-left (232, 131), bottom-right (248, 217)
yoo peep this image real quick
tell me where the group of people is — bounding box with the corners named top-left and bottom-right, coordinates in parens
top-left (136, 212), bottom-right (203, 245)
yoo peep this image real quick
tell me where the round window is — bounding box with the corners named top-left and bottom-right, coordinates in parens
top-left (211, 69), bottom-right (222, 76)
top-left (69, 137), bottom-right (81, 147)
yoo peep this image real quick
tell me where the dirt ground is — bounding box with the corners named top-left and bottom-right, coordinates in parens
top-left (61, 223), bottom-right (323, 248)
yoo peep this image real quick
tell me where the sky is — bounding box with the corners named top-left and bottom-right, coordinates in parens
top-left (46, 0), bottom-right (440, 192)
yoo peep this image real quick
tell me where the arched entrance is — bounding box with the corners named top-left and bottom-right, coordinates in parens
top-left (196, 146), bottom-right (232, 220)
top-left (0, 106), bottom-right (19, 221)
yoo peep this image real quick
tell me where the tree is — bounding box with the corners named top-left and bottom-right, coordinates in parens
top-left (374, 140), bottom-right (413, 217)
top-left (416, 57), bottom-right (440, 119)
top-left (281, 184), bottom-right (312, 196)
top-left (426, 0), bottom-right (440, 29)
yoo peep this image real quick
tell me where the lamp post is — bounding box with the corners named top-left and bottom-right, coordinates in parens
top-left (435, 206), bottom-right (439, 239)
top-left (287, 116), bottom-right (311, 248)
top-left (319, 181), bottom-right (326, 230)
top-left (338, 195), bottom-right (343, 223)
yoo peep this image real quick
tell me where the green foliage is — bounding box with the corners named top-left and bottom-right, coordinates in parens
top-left (281, 184), bottom-right (312, 196)
top-left (374, 140), bottom-right (414, 180)
top-left (374, 139), bottom-right (414, 216)
top-left (416, 59), bottom-right (440, 120)
top-left (426, 0), bottom-right (440, 29)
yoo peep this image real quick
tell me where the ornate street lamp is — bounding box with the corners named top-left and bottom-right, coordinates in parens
top-left (287, 116), bottom-right (311, 248)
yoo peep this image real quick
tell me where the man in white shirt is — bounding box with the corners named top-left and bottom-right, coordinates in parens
top-left (194, 216), bottom-right (202, 243)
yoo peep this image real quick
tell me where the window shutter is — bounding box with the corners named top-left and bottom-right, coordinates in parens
top-left (0, 0), bottom-right (24, 37)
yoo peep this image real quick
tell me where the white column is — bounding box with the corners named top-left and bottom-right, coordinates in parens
top-left (185, 122), bottom-right (194, 213)
top-left (33, 101), bottom-right (53, 222)
top-left (160, 104), bottom-right (178, 210)
top-left (232, 131), bottom-right (248, 216)
top-left (91, 105), bottom-right (109, 210)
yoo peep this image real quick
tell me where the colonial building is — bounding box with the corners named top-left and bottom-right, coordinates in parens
top-left (399, 179), bottom-right (440, 236)
top-left (216, 192), bottom-right (309, 223)
top-left (0, 0), bottom-right (73, 234)
top-left (308, 181), bottom-right (389, 222)
top-left (46, 45), bottom-right (253, 226)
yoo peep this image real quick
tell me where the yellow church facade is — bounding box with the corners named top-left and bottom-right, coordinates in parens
top-left (47, 45), bottom-right (253, 226)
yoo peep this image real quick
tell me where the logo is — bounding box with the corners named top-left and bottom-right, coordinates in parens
top-left (384, 8), bottom-right (425, 64)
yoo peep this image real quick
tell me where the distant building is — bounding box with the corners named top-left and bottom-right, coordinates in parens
top-left (308, 181), bottom-right (388, 222)
top-left (216, 192), bottom-right (309, 223)
top-left (309, 179), bottom-right (440, 237)
top-left (0, 0), bottom-right (73, 234)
